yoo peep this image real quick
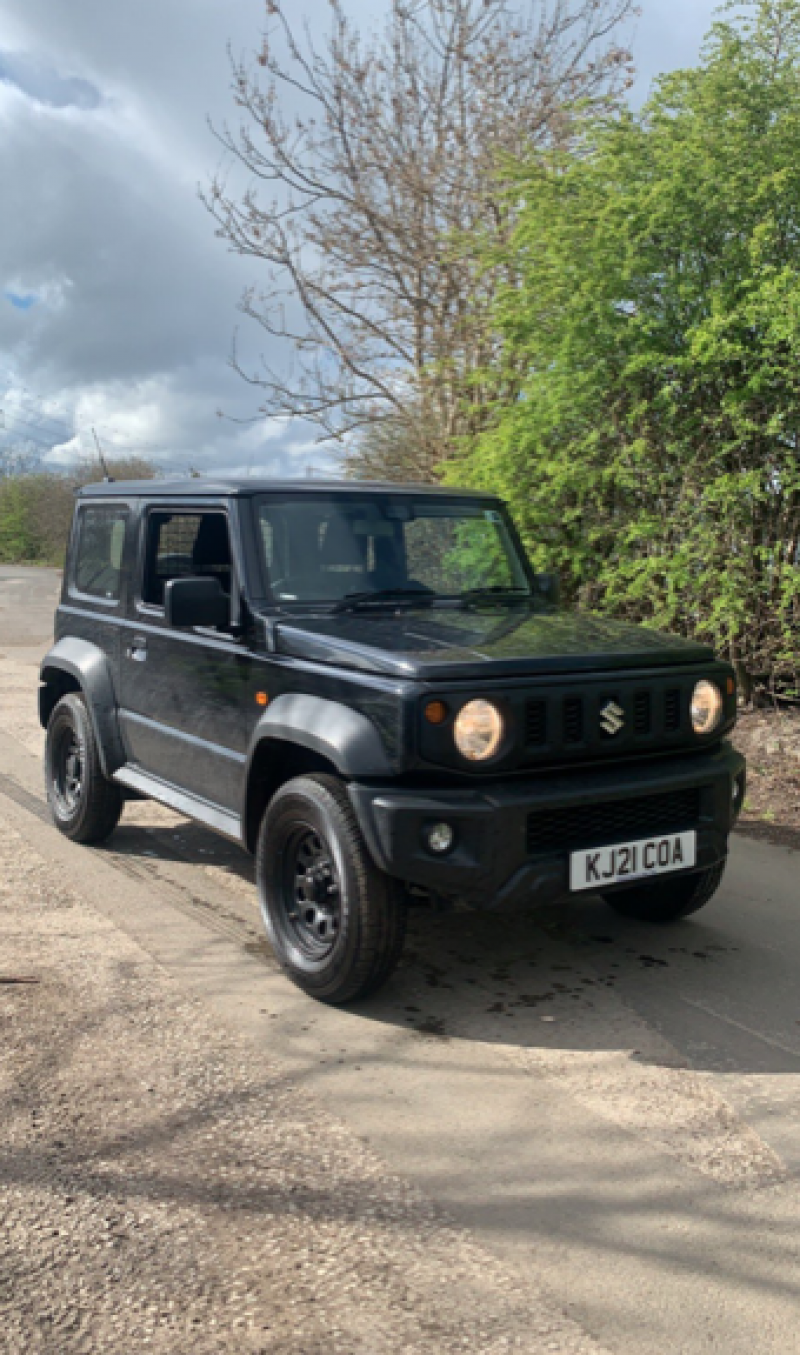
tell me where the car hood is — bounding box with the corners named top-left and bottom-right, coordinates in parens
top-left (269, 607), bottom-right (715, 681)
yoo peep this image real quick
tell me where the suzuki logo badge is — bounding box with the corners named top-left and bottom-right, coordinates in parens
top-left (600, 701), bottom-right (625, 736)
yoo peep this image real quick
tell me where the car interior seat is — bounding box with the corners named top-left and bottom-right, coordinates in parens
top-left (191, 514), bottom-right (233, 595)
top-left (318, 515), bottom-right (368, 595)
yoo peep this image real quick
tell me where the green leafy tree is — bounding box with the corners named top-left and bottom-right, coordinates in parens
top-left (0, 458), bottom-right (157, 565)
top-left (0, 478), bottom-right (37, 562)
top-left (453, 0), bottom-right (800, 698)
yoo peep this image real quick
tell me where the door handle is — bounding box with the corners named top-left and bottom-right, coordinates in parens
top-left (127, 635), bottom-right (148, 662)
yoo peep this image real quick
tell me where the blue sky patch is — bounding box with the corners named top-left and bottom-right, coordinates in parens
top-left (0, 52), bottom-right (101, 111)
top-left (5, 290), bottom-right (38, 310)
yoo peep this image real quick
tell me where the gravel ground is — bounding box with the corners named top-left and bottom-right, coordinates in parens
top-left (735, 706), bottom-right (800, 843)
top-left (0, 817), bottom-right (608, 1355)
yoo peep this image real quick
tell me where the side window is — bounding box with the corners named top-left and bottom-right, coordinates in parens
top-left (73, 506), bottom-right (128, 602)
top-left (141, 511), bottom-right (232, 608)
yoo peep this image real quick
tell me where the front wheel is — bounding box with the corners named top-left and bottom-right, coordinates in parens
top-left (45, 693), bottom-right (123, 844)
top-left (257, 774), bottom-right (406, 1004)
top-left (604, 861), bottom-right (726, 923)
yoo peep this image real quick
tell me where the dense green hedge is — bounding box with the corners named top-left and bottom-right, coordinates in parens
top-left (451, 0), bottom-right (800, 698)
top-left (0, 475), bottom-right (74, 566)
top-left (0, 460), bottom-right (156, 567)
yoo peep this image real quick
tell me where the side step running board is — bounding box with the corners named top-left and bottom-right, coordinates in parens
top-left (113, 766), bottom-right (243, 846)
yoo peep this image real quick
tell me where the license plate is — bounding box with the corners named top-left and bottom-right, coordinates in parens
top-left (569, 831), bottom-right (696, 893)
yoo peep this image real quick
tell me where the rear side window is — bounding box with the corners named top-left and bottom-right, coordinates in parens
top-left (73, 506), bottom-right (128, 601)
top-left (141, 511), bottom-right (232, 608)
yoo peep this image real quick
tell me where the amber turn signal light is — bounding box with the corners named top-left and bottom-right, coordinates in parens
top-left (424, 700), bottom-right (449, 725)
top-left (255, 691), bottom-right (269, 707)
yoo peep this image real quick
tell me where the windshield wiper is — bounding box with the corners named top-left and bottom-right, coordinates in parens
top-left (331, 586), bottom-right (435, 614)
top-left (457, 586), bottom-right (531, 605)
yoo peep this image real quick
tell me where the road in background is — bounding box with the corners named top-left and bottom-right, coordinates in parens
top-left (3, 567), bottom-right (800, 1354)
top-left (0, 564), bottom-right (61, 648)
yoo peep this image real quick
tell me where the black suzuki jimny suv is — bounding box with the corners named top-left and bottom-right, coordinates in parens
top-left (40, 479), bottom-right (746, 1003)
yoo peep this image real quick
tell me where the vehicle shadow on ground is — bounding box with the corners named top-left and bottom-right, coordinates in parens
top-left (109, 817), bottom-right (255, 884)
top-left (104, 814), bottom-right (800, 1080)
top-left (366, 900), bottom-right (800, 1071)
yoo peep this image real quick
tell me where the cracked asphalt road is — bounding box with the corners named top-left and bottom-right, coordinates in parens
top-left (2, 565), bottom-right (800, 1354)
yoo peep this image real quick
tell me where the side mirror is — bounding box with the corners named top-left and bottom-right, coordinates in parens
top-left (165, 576), bottom-right (230, 630)
top-left (534, 572), bottom-right (561, 608)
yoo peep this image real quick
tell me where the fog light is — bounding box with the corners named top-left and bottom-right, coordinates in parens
top-left (427, 822), bottom-right (455, 855)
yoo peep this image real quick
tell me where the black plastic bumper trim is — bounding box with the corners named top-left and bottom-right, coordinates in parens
top-left (348, 742), bottom-right (745, 911)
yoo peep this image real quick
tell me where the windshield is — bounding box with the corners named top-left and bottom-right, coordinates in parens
top-left (255, 493), bottom-right (531, 606)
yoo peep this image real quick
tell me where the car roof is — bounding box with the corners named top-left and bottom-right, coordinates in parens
top-left (76, 477), bottom-right (499, 500)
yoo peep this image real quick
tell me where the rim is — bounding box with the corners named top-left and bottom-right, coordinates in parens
top-left (280, 824), bottom-right (342, 960)
top-left (52, 724), bottom-right (83, 816)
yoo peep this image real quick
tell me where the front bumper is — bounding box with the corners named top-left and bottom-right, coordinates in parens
top-left (348, 743), bottom-right (746, 911)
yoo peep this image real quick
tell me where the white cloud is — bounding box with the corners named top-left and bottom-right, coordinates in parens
top-left (1, 0), bottom-right (720, 479)
top-left (39, 368), bottom-right (340, 478)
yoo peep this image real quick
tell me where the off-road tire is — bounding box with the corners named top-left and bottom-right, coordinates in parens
top-left (257, 773), bottom-right (407, 1004)
top-left (604, 861), bottom-right (726, 923)
top-left (45, 693), bottom-right (123, 844)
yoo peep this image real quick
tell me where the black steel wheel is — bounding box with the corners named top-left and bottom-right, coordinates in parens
top-left (257, 773), bottom-right (406, 1004)
top-left (45, 694), bottom-right (123, 844)
top-left (51, 723), bottom-right (83, 816)
top-left (281, 825), bottom-right (343, 960)
top-left (604, 861), bottom-right (726, 923)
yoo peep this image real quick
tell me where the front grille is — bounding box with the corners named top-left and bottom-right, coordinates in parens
top-left (634, 690), bottom-right (651, 736)
top-left (526, 788), bottom-right (701, 855)
top-left (563, 697), bottom-right (584, 744)
top-left (523, 680), bottom-right (692, 761)
top-left (665, 688), bottom-right (682, 732)
top-left (526, 700), bottom-right (547, 747)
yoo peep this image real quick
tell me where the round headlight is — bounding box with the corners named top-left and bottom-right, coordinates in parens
top-left (691, 680), bottom-right (723, 735)
top-left (454, 699), bottom-right (504, 762)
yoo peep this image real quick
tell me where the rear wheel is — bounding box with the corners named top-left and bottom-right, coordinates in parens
top-left (257, 773), bottom-right (406, 1004)
top-left (604, 862), bottom-right (726, 923)
top-left (45, 694), bottom-right (123, 844)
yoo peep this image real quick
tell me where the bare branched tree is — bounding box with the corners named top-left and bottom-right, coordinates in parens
top-left (342, 394), bottom-right (446, 482)
top-left (206, 0), bottom-right (636, 476)
top-left (74, 455), bottom-right (158, 486)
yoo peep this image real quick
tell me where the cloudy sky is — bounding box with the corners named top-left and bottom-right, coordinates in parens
top-left (0, 0), bottom-right (720, 478)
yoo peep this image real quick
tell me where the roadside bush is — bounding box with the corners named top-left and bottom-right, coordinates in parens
top-left (451, 0), bottom-right (800, 700)
top-left (0, 458), bottom-right (156, 566)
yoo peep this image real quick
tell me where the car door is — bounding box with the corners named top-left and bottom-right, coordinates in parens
top-left (117, 499), bottom-right (254, 814)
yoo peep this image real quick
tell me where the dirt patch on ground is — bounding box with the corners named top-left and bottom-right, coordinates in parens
top-left (734, 706), bottom-right (800, 850)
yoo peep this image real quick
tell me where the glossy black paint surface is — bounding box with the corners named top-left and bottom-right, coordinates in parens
top-left (272, 606), bottom-right (714, 681)
top-left (51, 493), bottom-right (413, 808)
top-left (42, 482), bottom-right (743, 900)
